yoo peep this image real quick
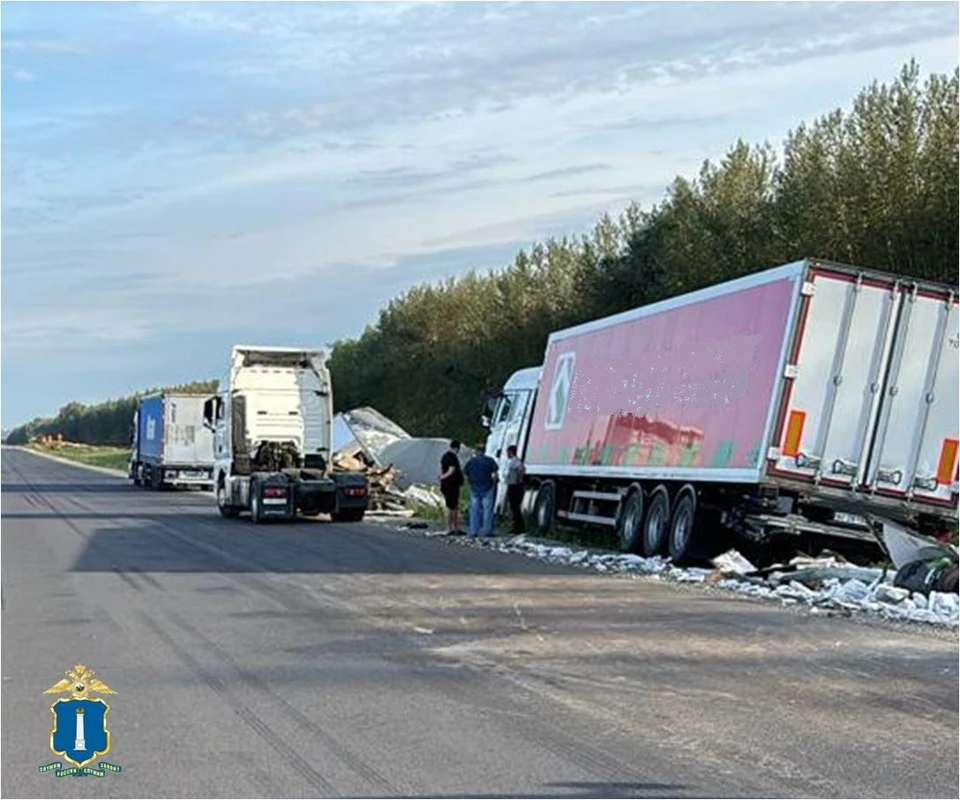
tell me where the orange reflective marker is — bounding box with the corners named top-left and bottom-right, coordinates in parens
top-left (782, 410), bottom-right (806, 458)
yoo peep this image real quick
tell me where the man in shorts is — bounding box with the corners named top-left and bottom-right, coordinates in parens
top-left (438, 440), bottom-right (464, 535)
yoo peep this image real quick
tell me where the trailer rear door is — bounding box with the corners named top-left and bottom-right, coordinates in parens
top-left (771, 266), bottom-right (958, 511)
top-left (865, 289), bottom-right (958, 506)
top-left (164, 395), bottom-right (215, 466)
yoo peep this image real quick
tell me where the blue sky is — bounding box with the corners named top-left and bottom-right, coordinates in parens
top-left (2, 1), bottom-right (958, 429)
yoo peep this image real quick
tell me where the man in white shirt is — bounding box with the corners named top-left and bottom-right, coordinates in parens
top-left (504, 444), bottom-right (526, 534)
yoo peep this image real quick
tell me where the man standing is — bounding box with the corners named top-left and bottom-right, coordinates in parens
top-left (438, 440), bottom-right (464, 535)
top-left (504, 444), bottom-right (526, 534)
top-left (463, 443), bottom-right (500, 538)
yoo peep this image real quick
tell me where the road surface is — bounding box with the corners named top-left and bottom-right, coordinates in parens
top-left (2, 447), bottom-right (957, 799)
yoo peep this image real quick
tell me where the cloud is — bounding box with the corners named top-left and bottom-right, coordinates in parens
top-left (521, 164), bottom-right (611, 183)
top-left (1, 39), bottom-right (84, 55)
top-left (1, 0), bottom-right (958, 427)
top-left (4, 66), bottom-right (38, 82)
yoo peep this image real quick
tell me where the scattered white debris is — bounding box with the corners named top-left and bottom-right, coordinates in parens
top-left (711, 549), bottom-right (758, 576)
top-left (460, 534), bottom-right (960, 628)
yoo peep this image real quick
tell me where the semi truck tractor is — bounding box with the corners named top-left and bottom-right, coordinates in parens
top-left (483, 258), bottom-right (959, 562)
top-left (129, 393), bottom-right (215, 490)
top-left (202, 345), bottom-right (370, 524)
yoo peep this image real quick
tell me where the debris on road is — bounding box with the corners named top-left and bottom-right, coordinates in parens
top-left (331, 407), bottom-right (453, 513)
top-left (711, 549), bottom-right (758, 577)
top-left (879, 518), bottom-right (959, 596)
top-left (403, 533), bottom-right (959, 628)
top-left (337, 406), bottom-right (412, 466)
top-left (380, 438), bottom-right (475, 489)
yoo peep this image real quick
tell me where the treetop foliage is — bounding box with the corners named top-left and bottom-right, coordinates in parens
top-left (7, 61), bottom-right (956, 447)
top-left (4, 380), bottom-right (219, 446)
top-left (329, 60), bottom-right (959, 439)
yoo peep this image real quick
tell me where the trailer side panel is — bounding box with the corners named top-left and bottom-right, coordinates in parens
top-left (525, 263), bottom-right (804, 483)
top-left (137, 395), bottom-right (165, 464)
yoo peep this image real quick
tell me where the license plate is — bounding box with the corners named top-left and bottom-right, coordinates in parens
top-left (834, 512), bottom-right (867, 526)
top-left (263, 498), bottom-right (287, 505)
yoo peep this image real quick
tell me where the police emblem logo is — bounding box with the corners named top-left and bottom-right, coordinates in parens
top-left (38, 665), bottom-right (122, 779)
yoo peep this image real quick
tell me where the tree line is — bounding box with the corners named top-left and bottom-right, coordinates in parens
top-left (4, 380), bottom-right (219, 446)
top-left (5, 61), bottom-right (957, 447)
top-left (329, 60), bottom-right (959, 439)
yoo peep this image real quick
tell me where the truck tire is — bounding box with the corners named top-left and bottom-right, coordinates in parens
top-left (331, 509), bottom-right (365, 523)
top-left (642, 486), bottom-right (670, 556)
top-left (617, 490), bottom-right (644, 553)
top-left (533, 482), bottom-right (556, 535)
top-left (150, 467), bottom-right (163, 491)
top-left (216, 482), bottom-right (240, 518)
top-left (249, 480), bottom-right (264, 525)
top-left (132, 463), bottom-right (142, 487)
top-left (668, 487), bottom-right (698, 564)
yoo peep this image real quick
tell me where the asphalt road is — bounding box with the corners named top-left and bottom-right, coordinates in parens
top-left (1, 447), bottom-right (957, 799)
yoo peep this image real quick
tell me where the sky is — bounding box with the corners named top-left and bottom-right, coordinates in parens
top-left (1, 0), bottom-right (958, 429)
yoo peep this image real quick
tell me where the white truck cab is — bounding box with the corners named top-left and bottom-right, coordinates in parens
top-left (203, 345), bottom-right (369, 524)
top-left (482, 366), bottom-right (541, 513)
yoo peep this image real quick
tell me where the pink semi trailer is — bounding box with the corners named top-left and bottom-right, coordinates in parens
top-left (482, 258), bottom-right (959, 563)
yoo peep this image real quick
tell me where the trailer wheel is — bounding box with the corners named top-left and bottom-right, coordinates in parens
top-left (132, 464), bottom-right (142, 487)
top-left (533, 482), bottom-right (556, 535)
top-left (617, 490), bottom-right (644, 553)
top-left (642, 486), bottom-right (670, 556)
top-left (216, 481), bottom-right (240, 518)
top-left (668, 487), bottom-right (698, 564)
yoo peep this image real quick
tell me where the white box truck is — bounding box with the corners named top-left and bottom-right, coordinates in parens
top-left (129, 392), bottom-right (215, 490)
top-left (483, 259), bottom-right (958, 562)
top-left (203, 346), bottom-right (370, 523)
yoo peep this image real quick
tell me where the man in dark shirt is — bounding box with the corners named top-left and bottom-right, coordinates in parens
top-left (438, 440), bottom-right (464, 535)
top-left (463, 443), bottom-right (500, 537)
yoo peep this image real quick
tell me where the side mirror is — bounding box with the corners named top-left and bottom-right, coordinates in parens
top-left (481, 416), bottom-right (491, 429)
top-left (202, 396), bottom-right (220, 431)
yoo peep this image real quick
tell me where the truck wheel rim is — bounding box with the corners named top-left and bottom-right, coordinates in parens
top-left (537, 489), bottom-right (552, 527)
top-left (672, 502), bottom-right (693, 552)
top-left (645, 502), bottom-right (665, 548)
top-left (622, 501), bottom-right (640, 544)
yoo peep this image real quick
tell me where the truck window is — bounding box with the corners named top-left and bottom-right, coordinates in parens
top-left (494, 394), bottom-right (515, 425)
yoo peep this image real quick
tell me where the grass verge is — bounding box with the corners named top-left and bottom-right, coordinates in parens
top-left (27, 441), bottom-right (130, 472)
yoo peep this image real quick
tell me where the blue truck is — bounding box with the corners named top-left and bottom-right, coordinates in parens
top-left (129, 393), bottom-right (215, 490)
